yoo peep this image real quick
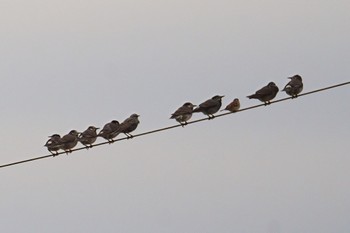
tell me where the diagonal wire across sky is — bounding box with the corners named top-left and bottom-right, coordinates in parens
top-left (0, 81), bottom-right (349, 169)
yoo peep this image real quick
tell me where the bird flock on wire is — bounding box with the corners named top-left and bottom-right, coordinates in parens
top-left (45, 75), bottom-right (303, 155)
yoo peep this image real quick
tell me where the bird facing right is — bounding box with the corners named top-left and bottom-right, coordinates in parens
top-left (118, 113), bottom-right (140, 139)
top-left (193, 95), bottom-right (224, 119)
top-left (98, 120), bottom-right (120, 143)
top-left (170, 102), bottom-right (196, 126)
top-left (79, 126), bottom-right (99, 148)
top-left (59, 130), bottom-right (80, 154)
top-left (282, 74), bottom-right (303, 98)
top-left (247, 82), bottom-right (279, 105)
top-left (221, 98), bottom-right (240, 112)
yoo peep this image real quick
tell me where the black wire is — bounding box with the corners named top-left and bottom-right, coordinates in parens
top-left (1, 81), bottom-right (349, 169)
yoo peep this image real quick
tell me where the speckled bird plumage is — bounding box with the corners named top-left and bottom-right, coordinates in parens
top-left (170, 102), bottom-right (196, 126)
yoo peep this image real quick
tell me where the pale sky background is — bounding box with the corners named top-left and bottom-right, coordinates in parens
top-left (1, 0), bottom-right (350, 232)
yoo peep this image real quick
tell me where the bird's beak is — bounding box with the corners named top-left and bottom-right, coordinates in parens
top-left (288, 77), bottom-right (292, 79)
top-left (220, 95), bottom-right (225, 98)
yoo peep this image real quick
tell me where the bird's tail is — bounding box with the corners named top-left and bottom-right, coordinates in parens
top-left (247, 94), bottom-right (256, 99)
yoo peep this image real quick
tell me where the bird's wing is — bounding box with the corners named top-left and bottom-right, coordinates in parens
top-left (291, 79), bottom-right (303, 88)
top-left (100, 124), bottom-right (112, 133)
top-left (81, 131), bottom-right (95, 138)
top-left (60, 135), bottom-right (74, 143)
top-left (255, 86), bottom-right (271, 96)
top-left (172, 106), bottom-right (191, 117)
top-left (199, 99), bottom-right (217, 108)
top-left (283, 80), bottom-right (292, 89)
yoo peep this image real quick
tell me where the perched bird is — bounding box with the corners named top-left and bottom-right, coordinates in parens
top-left (44, 134), bottom-right (61, 156)
top-left (118, 113), bottom-right (140, 138)
top-left (170, 102), bottom-right (196, 126)
top-left (79, 126), bottom-right (99, 148)
top-left (193, 95), bottom-right (224, 119)
top-left (282, 74), bottom-right (303, 98)
top-left (59, 130), bottom-right (80, 154)
top-left (98, 120), bottom-right (120, 143)
top-left (247, 82), bottom-right (279, 105)
top-left (221, 98), bottom-right (240, 112)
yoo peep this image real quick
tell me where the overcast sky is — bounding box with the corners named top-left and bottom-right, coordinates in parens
top-left (1, 0), bottom-right (350, 232)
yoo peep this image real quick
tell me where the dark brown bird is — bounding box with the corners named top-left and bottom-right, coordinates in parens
top-left (59, 130), bottom-right (80, 154)
top-left (117, 113), bottom-right (140, 139)
top-left (98, 120), bottom-right (120, 143)
top-left (170, 102), bottom-right (196, 126)
top-left (221, 98), bottom-right (240, 112)
top-left (79, 126), bottom-right (99, 148)
top-left (247, 82), bottom-right (279, 105)
top-left (282, 74), bottom-right (303, 98)
top-left (44, 134), bottom-right (61, 156)
top-left (193, 95), bottom-right (224, 119)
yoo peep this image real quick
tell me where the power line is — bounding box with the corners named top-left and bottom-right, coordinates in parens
top-left (1, 81), bottom-right (349, 169)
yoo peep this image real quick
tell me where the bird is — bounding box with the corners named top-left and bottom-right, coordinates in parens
top-left (44, 134), bottom-right (61, 156)
top-left (79, 126), bottom-right (99, 148)
top-left (98, 120), bottom-right (120, 143)
top-left (282, 74), bottom-right (303, 98)
top-left (59, 130), bottom-right (80, 154)
top-left (170, 102), bottom-right (196, 126)
top-left (247, 82), bottom-right (279, 105)
top-left (221, 98), bottom-right (240, 112)
top-left (117, 113), bottom-right (140, 139)
top-left (193, 95), bottom-right (224, 119)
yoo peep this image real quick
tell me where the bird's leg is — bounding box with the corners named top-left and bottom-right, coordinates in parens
top-left (126, 133), bottom-right (134, 139)
top-left (181, 122), bottom-right (188, 127)
top-left (208, 114), bottom-right (215, 120)
top-left (108, 139), bottom-right (115, 144)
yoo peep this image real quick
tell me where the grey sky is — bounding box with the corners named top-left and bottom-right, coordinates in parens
top-left (1, 0), bottom-right (350, 232)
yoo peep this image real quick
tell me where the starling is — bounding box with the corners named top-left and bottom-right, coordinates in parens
top-left (44, 134), bottom-right (61, 156)
top-left (98, 120), bottom-right (120, 143)
top-left (282, 74), bottom-right (303, 98)
top-left (247, 82), bottom-right (279, 105)
top-left (170, 102), bottom-right (196, 126)
top-left (59, 130), bottom-right (80, 154)
top-left (221, 98), bottom-right (240, 112)
top-left (79, 126), bottom-right (99, 148)
top-left (118, 113), bottom-right (140, 139)
top-left (193, 95), bottom-right (224, 119)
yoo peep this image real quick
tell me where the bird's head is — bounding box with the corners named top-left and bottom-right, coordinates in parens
top-left (212, 95), bottom-right (225, 100)
top-left (69, 130), bottom-right (80, 136)
top-left (111, 120), bottom-right (120, 125)
top-left (268, 82), bottom-right (276, 87)
top-left (289, 74), bottom-right (302, 81)
top-left (88, 126), bottom-right (99, 131)
top-left (130, 113), bottom-right (140, 118)
top-left (183, 102), bottom-right (196, 108)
